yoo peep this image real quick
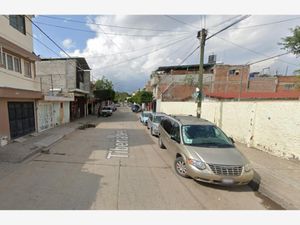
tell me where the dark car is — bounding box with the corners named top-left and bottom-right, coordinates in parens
top-left (131, 104), bottom-right (141, 113)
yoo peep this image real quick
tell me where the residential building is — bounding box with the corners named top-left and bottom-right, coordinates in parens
top-left (0, 15), bottom-right (42, 141)
top-left (150, 57), bottom-right (249, 105)
top-left (36, 57), bottom-right (91, 129)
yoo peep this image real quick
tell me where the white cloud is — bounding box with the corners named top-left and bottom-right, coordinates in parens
top-left (63, 15), bottom-right (300, 92)
top-left (62, 38), bottom-right (75, 49)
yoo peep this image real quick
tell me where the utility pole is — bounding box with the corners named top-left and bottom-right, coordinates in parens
top-left (196, 28), bottom-right (208, 118)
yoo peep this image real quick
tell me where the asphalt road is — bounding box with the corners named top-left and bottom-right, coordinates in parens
top-left (0, 107), bottom-right (283, 209)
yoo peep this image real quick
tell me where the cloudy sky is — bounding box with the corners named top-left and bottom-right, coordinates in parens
top-left (32, 15), bottom-right (300, 93)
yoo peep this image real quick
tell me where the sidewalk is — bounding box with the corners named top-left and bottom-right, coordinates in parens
top-left (236, 142), bottom-right (300, 210)
top-left (0, 115), bottom-right (98, 163)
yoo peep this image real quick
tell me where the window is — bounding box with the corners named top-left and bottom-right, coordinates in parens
top-left (182, 125), bottom-right (233, 147)
top-left (284, 84), bottom-right (295, 90)
top-left (7, 54), bottom-right (13, 71)
top-left (228, 69), bottom-right (240, 76)
top-left (170, 122), bottom-right (180, 143)
top-left (161, 118), bottom-right (173, 135)
top-left (9, 15), bottom-right (26, 34)
top-left (14, 57), bottom-right (21, 73)
top-left (24, 61), bottom-right (32, 78)
top-left (0, 52), bottom-right (6, 68)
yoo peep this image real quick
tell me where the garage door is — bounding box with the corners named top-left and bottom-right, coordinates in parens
top-left (8, 102), bottom-right (35, 139)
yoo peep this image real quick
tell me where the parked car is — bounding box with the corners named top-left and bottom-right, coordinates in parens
top-left (147, 112), bottom-right (165, 136)
top-left (131, 104), bottom-right (141, 113)
top-left (115, 103), bottom-right (121, 107)
top-left (139, 111), bottom-right (151, 125)
top-left (158, 115), bottom-right (254, 186)
top-left (109, 104), bottom-right (117, 111)
top-left (100, 106), bottom-right (113, 117)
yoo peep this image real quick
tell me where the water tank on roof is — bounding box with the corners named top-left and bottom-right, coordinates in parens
top-left (208, 54), bottom-right (217, 64)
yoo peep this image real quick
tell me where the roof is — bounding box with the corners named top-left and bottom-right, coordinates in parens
top-left (205, 91), bottom-right (300, 100)
top-left (169, 115), bottom-right (213, 126)
top-left (155, 64), bottom-right (215, 73)
top-left (41, 57), bottom-right (91, 70)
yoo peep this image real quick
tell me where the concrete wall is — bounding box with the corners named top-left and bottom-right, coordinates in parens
top-left (158, 101), bottom-right (197, 116)
top-left (36, 60), bottom-right (71, 93)
top-left (158, 100), bottom-right (300, 160)
top-left (0, 15), bottom-right (33, 52)
top-left (0, 65), bottom-right (40, 91)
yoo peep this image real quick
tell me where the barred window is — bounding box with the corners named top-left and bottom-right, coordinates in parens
top-left (14, 57), bottom-right (21, 73)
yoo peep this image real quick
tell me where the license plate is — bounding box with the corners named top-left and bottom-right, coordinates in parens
top-left (222, 178), bottom-right (234, 184)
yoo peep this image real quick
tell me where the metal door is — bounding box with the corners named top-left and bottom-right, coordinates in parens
top-left (8, 102), bottom-right (35, 139)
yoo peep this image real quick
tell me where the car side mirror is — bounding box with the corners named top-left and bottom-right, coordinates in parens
top-left (230, 137), bottom-right (235, 143)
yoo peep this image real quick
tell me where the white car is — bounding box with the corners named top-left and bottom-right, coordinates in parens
top-left (101, 106), bottom-right (113, 117)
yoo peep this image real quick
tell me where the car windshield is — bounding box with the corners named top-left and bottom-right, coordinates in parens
top-left (182, 125), bottom-right (234, 147)
top-left (103, 107), bottom-right (110, 110)
top-left (142, 112), bottom-right (150, 117)
top-left (153, 116), bottom-right (163, 123)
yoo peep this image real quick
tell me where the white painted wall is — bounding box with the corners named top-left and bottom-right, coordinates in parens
top-left (158, 101), bottom-right (197, 116)
top-left (159, 100), bottom-right (300, 160)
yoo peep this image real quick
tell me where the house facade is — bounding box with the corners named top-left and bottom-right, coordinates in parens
top-left (0, 15), bottom-right (42, 140)
top-left (36, 57), bottom-right (91, 131)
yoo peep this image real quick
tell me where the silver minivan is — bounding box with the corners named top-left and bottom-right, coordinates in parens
top-left (158, 115), bottom-right (254, 185)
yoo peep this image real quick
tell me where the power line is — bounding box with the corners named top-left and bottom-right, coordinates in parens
top-left (34, 21), bottom-right (192, 38)
top-left (247, 52), bottom-right (292, 66)
top-left (84, 33), bottom-right (192, 58)
top-left (227, 16), bottom-right (300, 30)
top-left (209, 15), bottom-right (242, 29)
top-left (164, 15), bottom-right (199, 30)
top-left (39, 15), bottom-right (190, 33)
top-left (214, 35), bottom-right (299, 67)
top-left (179, 45), bottom-right (200, 65)
top-left (98, 35), bottom-right (194, 70)
top-left (206, 15), bottom-right (251, 40)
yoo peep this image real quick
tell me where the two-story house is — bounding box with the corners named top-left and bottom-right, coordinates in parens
top-left (0, 15), bottom-right (42, 141)
top-left (36, 57), bottom-right (91, 130)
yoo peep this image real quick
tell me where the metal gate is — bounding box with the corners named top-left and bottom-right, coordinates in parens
top-left (8, 102), bottom-right (35, 139)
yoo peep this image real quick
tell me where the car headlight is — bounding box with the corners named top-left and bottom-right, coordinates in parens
top-left (244, 163), bottom-right (252, 172)
top-left (187, 159), bottom-right (206, 170)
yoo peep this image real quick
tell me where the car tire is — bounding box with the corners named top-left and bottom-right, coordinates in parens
top-left (175, 157), bottom-right (189, 178)
top-left (158, 136), bottom-right (166, 149)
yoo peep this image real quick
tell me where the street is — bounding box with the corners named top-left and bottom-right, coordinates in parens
top-left (0, 107), bottom-right (282, 210)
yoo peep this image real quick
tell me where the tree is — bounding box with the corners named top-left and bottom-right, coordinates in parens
top-left (280, 26), bottom-right (300, 56)
top-left (95, 76), bottom-right (113, 90)
top-left (115, 92), bottom-right (130, 102)
top-left (128, 90), bottom-right (152, 105)
top-left (93, 76), bottom-right (115, 101)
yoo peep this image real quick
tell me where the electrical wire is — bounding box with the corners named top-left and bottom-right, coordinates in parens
top-left (34, 21), bottom-right (193, 38)
top-left (164, 15), bottom-right (199, 30)
top-left (227, 16), bottom-right (300, 30)
top-left (213, 35), bottom-right (299, 67)
top-left (97, 35), bottom-right (194, 70)
top-left (39, 15), bottom-right (191, 33)
top-left (247, 52), bottom-right (292, 65)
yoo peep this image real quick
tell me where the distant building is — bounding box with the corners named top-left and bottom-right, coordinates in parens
top-left (36, 57), bottom-right (92, 131)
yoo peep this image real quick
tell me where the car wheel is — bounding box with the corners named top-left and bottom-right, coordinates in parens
top-left (175, 157), bottom-right (189, 178)
top-left (158, 136), bottom-right (166, 149)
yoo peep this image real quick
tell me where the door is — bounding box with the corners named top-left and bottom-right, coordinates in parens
top-left (8, 102), bottom-right (35, 139)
